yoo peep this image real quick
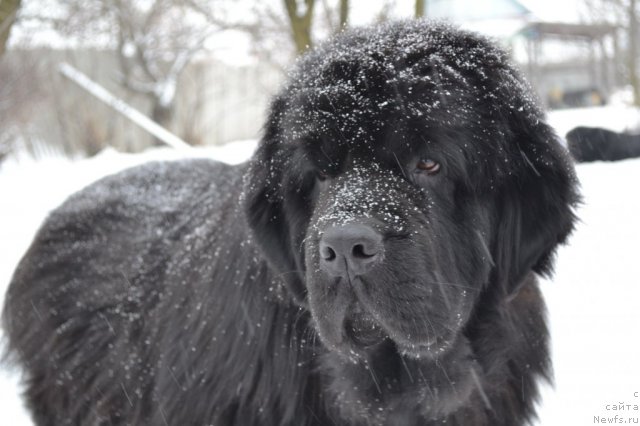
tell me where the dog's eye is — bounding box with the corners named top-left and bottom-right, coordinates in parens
top-left (416, 159), bottom-right (440, 175)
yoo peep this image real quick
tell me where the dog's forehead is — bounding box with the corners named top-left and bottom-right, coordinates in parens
top-left (276, 22), bottom-right (542, 159)
top-left (282, 54), bottom-right (480, 149)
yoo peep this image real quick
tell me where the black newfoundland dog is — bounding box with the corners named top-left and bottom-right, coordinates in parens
top-left (3, 22), bottom-right (578, 426)
top-left (566, 126), bottom-right (640, 162)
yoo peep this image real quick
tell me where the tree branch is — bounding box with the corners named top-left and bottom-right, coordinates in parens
top-left (284, 0), bottom-right (316, 54)
top-left (415, 0), bottom-right (425, 18)
top-left (0, 0), bottom-right (21, 55)
top-left (339, 0), bottom-right (349, 29)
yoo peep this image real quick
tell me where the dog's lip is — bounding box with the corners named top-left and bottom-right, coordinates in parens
top-left (393, 334), bottom-right (453, 359)
top-left (344, 311), bottom-right (388, 348)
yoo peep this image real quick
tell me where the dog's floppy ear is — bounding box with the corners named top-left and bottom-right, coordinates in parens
top-left (492, 123), bottom-right (580, 296)
top-left (243, 98), bottom-right (308, 306)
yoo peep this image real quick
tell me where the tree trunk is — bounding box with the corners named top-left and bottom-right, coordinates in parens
top-left (151, 100), bottom-right (174, 146)
top-left (339, 0), bottom-right (349, 30)
top-left (284, 0), bottom-right (316, 55)
top-left (0, 0), bottom-right (21, 56)
top-left (629, 0), bottom-right (640, 106)
top-left (415, 0), bottom-right (425, 18)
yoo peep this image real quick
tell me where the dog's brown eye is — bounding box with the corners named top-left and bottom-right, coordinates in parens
top-left (416, 159), bottom-right (440, 175)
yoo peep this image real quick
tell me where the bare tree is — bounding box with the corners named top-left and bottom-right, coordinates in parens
top-left (107, 0), bottom-right (220, 132)
top-left (18, 0), bottom-right (221, 136)
top-left (0, 0), bottom-right (21, 56)
top-left (629, 0), bottom-right (640, 104)
top-left (284, 0), bottom-right (316, 54)
top-left (584, 0), bottom-right (640, 105)
top-left (0, 0), bottom-right (22, 160)
top-left (415, 0), bottom-right (425, 18)
top-left (0, 51), bottom-right (49, 159)
top-left (374, 0), bottom-right (397, 24)
top-left (339, 0), bottom-right (349, 29)
top-left (319, 0), bottom-right (349, 35)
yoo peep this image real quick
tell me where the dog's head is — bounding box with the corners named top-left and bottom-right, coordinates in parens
top-left (243, 22), bottom-right (578, 360)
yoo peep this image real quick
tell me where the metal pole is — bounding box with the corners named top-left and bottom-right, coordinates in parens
top-left (58, 62), bottom-right (192, 150)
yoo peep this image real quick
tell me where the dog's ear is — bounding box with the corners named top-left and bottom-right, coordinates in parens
top-left (243, 98), bottom-right (308, 306)
top-left (492, 124), bottom-right (580, 296)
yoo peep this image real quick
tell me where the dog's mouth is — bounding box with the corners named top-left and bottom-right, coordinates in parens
top-left (344, 310), bottom-right (388, 348)
top-left (342, 313), bottom-right (447, 359)
top-left (342, 307), bottom-right (452, 358)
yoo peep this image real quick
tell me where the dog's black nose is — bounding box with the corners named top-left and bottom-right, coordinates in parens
top-left (319, 224), bottom-right (383, 278)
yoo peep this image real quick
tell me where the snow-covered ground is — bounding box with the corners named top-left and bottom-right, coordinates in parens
top-left (1, 107), bottom-right (639, 425)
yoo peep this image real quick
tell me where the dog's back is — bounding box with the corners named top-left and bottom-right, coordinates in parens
top-left (566, 126), bottom-right (640, 162)
top-left (3, 159), bottom-right (245, 424)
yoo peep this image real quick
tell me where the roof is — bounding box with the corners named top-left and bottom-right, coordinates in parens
top-left (520, 21), bottom-right (619, 40)
top-left (428, 0), bottom-right (531, 21)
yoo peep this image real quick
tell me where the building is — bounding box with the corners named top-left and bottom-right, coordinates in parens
top-left (427, 0), bottom-right (618, 108)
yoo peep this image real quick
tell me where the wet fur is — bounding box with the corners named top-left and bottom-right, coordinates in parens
top-left (3, 22), bottom-right (578, 425)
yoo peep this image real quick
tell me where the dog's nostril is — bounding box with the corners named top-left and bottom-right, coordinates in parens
top-left (322, 245), bottom-right (337, 261)
top-left (352, 244), bottom-right (375, 259)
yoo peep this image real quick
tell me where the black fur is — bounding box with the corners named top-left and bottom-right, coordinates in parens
top-left (3, 22), bottom-right (579, 426)
top-left (566, 126), bottom-right (640, 162)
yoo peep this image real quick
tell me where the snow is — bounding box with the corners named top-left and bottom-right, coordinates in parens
top-left (315, 162), bottom-right (409, 233)
top-left (1, 107), bottom-right (640, 424)
top-left (537, 157), bottom-right (640, 424)
top-left (548, 105), bottom-right (640, 138)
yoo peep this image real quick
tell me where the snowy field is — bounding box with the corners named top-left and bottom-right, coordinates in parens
top-left (1, 107), bottom-right (640, 425)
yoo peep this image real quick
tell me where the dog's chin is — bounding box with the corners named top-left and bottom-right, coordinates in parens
top-left (389, 326), bottom-right (462, 360)
top-left (319, 314), bottom-right (390, 360)
top-left (320, 313), bottom-right (458, 361)
top-left (392, 339), bottom-right (449, 360)
top-left (325, 333), bottom-right (455, 362)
